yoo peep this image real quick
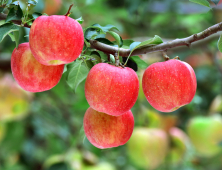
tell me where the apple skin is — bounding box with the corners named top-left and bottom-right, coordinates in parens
top-left (167, 127), bottom-right (190, 165)
top-left (29, 15), bottom-right (84, 66)
top-left (85, 63), bottom-right (139, 116)
top-left (11, 42), bottom-right (64, 92)
top-left (187, 114), bottom-right (222, 157)
top-left (83, 107), bottom-right (134, 149)
top-left (43, 0), bottom-right (62, 15)
top-left (142, 59), bottom-right (196, 112)
top-left (127, 128), bottom-right (168, 169)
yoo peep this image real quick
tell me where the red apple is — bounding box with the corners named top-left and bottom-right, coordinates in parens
top-left (83, 107), bottom-right (134, 149)
top-left (85, 63), bottom-right (139, 116)
top-left (11, 42), bottom-right (64, 92)
top-left (43, 0), bottom-right (62, 15)
top-left (29, 15), bottom-right (84, 66)
top-left (127, 128), bottom-right (168, 169)
top-left (142, 59), bottom-right (196, 112)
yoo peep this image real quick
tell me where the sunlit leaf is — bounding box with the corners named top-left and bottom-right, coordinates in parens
top-left (76, 16), bottom-right (84, 24)
top-left (217, 34), bottom-right (222, 53)
top-left (107, 31), bottom-right (123, 47)
top-left (130, 56), bottom-right (148, 69)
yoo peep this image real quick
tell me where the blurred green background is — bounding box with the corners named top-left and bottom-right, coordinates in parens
top-left (0, 0), bottom-right (222, 170)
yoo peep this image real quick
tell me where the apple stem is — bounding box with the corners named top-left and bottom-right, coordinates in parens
top-left (173, 56), bottom-right (180, 60)
top-left (114, 51), bottom-right (120, 66)
top-left (162, 51), bottom-right (170, 61)
top-left (64, 4), bottom-right (74, 17)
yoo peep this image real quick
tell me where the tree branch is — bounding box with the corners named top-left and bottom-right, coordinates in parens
top-left (1, 12), bottom-right (222, 57)
top-left (90, 22), bottom-right (222, 57)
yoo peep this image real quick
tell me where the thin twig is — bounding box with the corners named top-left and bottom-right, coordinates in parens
top-left (64, 4), bottom-right (74, 16)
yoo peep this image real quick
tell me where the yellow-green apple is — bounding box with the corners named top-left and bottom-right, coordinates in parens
top-left (11, 43), bottom-right (64, 92)
top-left (43, 0), bottom-right (62, 15)
top-left (209, 95), bottom-right (222, 114)
top-left (0, 74), bottom-right (32, 121)
top-left (127, 128), bottom-right (168, 169)
top-left (85, 63), bottom-right (139, 116)
top-left (142, 59), bottom-right (196, 112)
top-left (29, 15), bottom-right (84, 66)
top-left (83, 107), bottom-right (134, 149)
top-left (83, 162), bottom-right (116, 170)
top-left (167, 127), bottom-right (190, 165)
top-left (187, 114), bottom-right (222, 157)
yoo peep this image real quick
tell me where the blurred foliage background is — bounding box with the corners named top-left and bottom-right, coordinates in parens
top-left (0, 0), bottom-right (222, 170)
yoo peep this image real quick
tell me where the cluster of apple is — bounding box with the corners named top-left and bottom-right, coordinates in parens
top-left (83, 59), bottom-right (197, 149)
top-left (10, 14), bottom-right (197, 149)
top-left (11, 15), bottom-right (84, 92)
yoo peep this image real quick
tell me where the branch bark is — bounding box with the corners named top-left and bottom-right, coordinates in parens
top-left (1, 12), bottom-right (222, 57)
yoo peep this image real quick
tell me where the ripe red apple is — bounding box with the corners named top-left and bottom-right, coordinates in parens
top-left (127, 128), bottom-right (168, 169)
top-left (85, 63), bottom-right (139, 116)
top-left (187, 114), bottom-right (222, 157)
top-left (43, 0), bottom-right (62, 15)
top-left (11, 42), bottom-right (64, 92)
top-left (83, 107), bottom-right (134, 149)
top-left (142, 59), bottom-right (196, 112)
top-left (29, 15), bottom-right (84, 66)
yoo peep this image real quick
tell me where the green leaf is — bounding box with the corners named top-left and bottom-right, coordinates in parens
top-left (32, 12), bottom-right (42, 19)
top-left (95, 38), bottom-right (114, 46)
top-left (211, 0), bottom-right (220, 5)
top-left (129, 35), bottom-right (163, 55)
top-left (13, 30), bottom-right (19, 48)
top-left (129, 56), bottom-right (148, 69)
top-left (91, 24), bottom-right (119, 33)
top-left (217, 34), bottom-right (222, 52)
top-left (90, 51), bottom-right (102, 64)
top-left (97, 51), bottom-right (108, 61)
top-left (189, 0), bottom-right (211, 8)
top-left (76, 16), bottom-right (84, 24)
top-left (5, 5), bottom-right (23, 23)
top-left (0, 23), bottom-right (20, 43)
top-left (8, 33), bottom-right (15, 41)
top-left (28, 0), bottom-right (38, 5)
top-left (66, 60), bottom-right (89, 92)
top-left (84, 28), bottom-right (105, 40)
top-left (107, 31), bottom-right (123, 47)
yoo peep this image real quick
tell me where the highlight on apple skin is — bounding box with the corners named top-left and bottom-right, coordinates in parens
top-left (83, 107), bottom-right (134, 149)
top-left (85, 63), bottom-right (139, 116)
top-left (11, 42), bottom-right (64, 92)
top-left (29, 15), bottom-right (84, 66)
top-left (127, 128), bottom-right (168, 170)
top-left (142, 59), bottom-right (197, 112)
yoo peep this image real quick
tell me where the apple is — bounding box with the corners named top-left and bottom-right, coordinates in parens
top-left (0, 74), bottom-right (32, 121)
top-left (11, 42), bottom-right (64, 92)
top-left (187, 114), bottom-right (222, 157)
top-left (142, 59), bottom-right (197, 112)
top-left (167, 127), bottom-right (190, 165)
top-left (127, 128), bottom-right (168, 169)
top-left (209, 95), bottom-right (222, 114)
top-left (43, 0), bottom-right (62, 15)
top-left (29, 15), bottom-right (84, 66)
top-left (83, 107), bottom-right (134, 149)
top-left (83, 162), bottom-right (116, 170)
top-left (85, 63), bottom-right (139, 116)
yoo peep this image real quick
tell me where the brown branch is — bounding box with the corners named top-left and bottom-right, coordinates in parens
top-left (90, 22), bottom-right (222, 57)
